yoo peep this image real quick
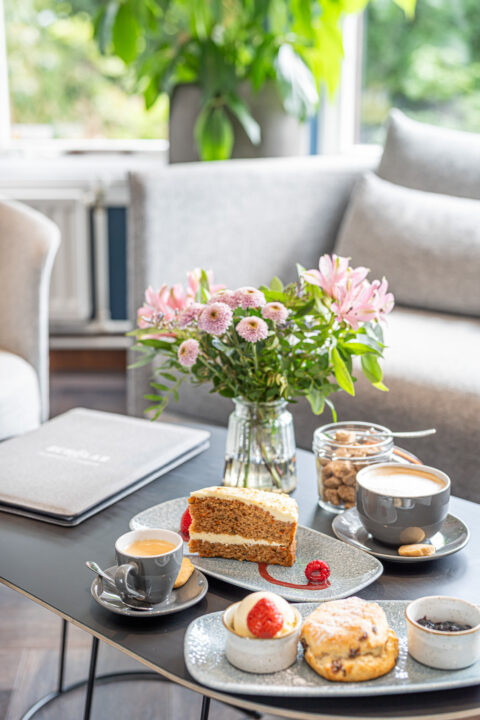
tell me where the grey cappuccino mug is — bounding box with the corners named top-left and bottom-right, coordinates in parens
top-left (356, 463), bottom-right (450, 546)
top-left (114, 529), bottom-right (183, 605)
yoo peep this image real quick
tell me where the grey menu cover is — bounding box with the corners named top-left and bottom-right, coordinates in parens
top-left (0, 409), bottom-right (210, 525)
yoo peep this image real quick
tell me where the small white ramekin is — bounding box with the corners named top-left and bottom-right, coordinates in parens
top-left (406, 596), bottom-right (480, 670)
top-left (222, 602), bottom-right (302, 674)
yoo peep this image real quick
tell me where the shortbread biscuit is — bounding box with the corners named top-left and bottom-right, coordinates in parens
top-left (174, 558), bottom-right (195, 588)
top-left (398, 543), bottom-right (435, 557)
top-left (301, 597), bottom-right (399, 682)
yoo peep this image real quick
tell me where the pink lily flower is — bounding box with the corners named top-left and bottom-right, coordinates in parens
top-left (168, 283), bottom-right (191, 311)
top-left (187, 268), bottom-right (224, 301)
top-left (303, 254), bottom-right (369, 299)
top-left (371, 278), bottom-right (395, 320)
top-left (137, 285), bottom-right (176, 328)
top-left (332, 280), bottom-right (378, 331)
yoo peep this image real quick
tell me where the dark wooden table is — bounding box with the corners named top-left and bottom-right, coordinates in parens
top-left (1, 425), bottom-right (480, 720)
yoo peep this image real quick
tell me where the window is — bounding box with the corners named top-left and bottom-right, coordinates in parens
top-left (3, 0), bottom-right (168, 143)
top-left (361, 0), bottom-right (480, 143)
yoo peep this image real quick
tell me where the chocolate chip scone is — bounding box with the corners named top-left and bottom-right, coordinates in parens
top-left (301, 597), bottom-right (399, 682)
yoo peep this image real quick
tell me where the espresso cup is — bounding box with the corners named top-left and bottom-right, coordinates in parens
top-left (113, 528), bottom-right (183, 605)
top-left (356, 463), bottom-right (450, 545)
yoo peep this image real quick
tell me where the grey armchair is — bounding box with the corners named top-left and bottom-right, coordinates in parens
top-left (0, 199), bottom-right (60, 440)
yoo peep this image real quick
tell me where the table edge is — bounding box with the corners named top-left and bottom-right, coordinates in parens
top-left (2, 577), bottom-right (479, 720)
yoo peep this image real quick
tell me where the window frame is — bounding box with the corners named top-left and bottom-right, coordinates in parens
top-left (0, 0), bottom-right (10, 149)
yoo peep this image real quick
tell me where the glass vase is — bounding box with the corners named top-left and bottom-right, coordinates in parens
top-left (222, 399), bottom-right (297, 493)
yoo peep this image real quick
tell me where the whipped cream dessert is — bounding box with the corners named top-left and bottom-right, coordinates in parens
top-left (232, 591), bottom-right (298, 638)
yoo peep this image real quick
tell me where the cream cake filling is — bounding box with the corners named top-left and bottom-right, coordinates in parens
top-left (189, 530), bottom-right (283, 547)
top-left (190, 486), bottom-right (298, 523)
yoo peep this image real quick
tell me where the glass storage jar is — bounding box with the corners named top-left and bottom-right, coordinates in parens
top-left (223, 398), bottom-right (297, 493)
top-left (313, 421), bottom-right (394, 513)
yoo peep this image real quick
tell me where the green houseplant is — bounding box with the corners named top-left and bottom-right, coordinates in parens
top-left (93, 0), bottom-right (415, 160)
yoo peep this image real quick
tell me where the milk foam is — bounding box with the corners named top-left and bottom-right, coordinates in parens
top-left (359, 468), bottom-right (446, 497)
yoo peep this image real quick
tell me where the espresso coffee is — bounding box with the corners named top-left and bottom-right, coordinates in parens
top-left (126, 539), bottom-right (176, 557)
top-left (358, 466), bottom-right (446, 497)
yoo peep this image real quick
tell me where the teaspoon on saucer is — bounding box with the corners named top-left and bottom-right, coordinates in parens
top-left (85, 560), bottom-right (152, 610)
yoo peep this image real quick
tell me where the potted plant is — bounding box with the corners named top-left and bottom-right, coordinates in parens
top-left (129, 255), bottom-right (394, 492)
top-left (93, 0), bottom-right (415, 161)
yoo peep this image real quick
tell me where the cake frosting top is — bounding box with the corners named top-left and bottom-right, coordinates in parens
top-left (190, 486), bottom-right (299, 523)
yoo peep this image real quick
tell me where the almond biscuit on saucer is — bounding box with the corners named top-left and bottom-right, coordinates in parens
top-left (398, 544), bottom-right (435, 557)
top-left (174, 558), bottom-right (195, 588)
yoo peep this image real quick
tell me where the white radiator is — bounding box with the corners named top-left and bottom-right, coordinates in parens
top-left (2, 188), bottom-right (92, 326)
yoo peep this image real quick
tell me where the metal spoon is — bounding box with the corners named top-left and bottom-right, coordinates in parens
top-left (86, 561), bottom-right (152, 610)
top-left (356, 428), bottom-right (437, 439)
top-left (389, 429), bottom-right (436, 438)
top-left (86, 560), bottom-right (115, 586)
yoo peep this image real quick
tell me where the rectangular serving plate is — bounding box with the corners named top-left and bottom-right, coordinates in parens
top-left (184, 600), bottom-right (480, 697)
top-left (130, 496), bottom-right (383, 602)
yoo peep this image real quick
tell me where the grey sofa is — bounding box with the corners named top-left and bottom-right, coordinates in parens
top-left (127, 112), bottom-right (480, 503)
top-left (0, 199), bottom-right (60, 439)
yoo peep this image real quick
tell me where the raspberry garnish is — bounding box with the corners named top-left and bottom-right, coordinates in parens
top-left (180, 507), bottom-right (192, 537)
top-left (247, 598), bottom-right (284, 638)
top-left (305, 559), bottom-right (330, 584)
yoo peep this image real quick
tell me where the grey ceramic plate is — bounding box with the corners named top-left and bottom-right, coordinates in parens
top-left (91, 566), bottom-right (208, 617)
top-left (332, 508), bottom-right (470, 563)
top-left (185, 600), bottom-right (480, 697)
top-left (130, 497), bottom-right (383, 602)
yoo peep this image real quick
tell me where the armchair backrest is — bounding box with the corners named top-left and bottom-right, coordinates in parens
top-left (0, 199), bottom-right (60, 421)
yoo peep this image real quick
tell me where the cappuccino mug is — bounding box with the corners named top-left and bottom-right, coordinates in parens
top-left (113, 528), bottom-right (183, 605)
top-left (356, 463), bottom-right (450, 545)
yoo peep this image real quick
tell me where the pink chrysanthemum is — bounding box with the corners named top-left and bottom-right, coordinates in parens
top-left (178, 339), bottom-right (200, 367)
top-left (234, 286), bottom-right (266, 309)
top-left (236, 316), bottom-right (269, 342)
top-left (198, 302), bottom-right (233, 336)
top-left (178, 302), bottom-right (204, 328)
top-left (262, 302), bottom-right (289, 324)
top-left (208, 289), bottom-right (238, 309)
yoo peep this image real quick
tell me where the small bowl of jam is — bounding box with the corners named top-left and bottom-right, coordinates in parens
top-left (406, 596), bottom-right (480, 669)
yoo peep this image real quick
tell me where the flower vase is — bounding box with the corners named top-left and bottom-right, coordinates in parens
top-left (223, 399), bottom-right (297, 493)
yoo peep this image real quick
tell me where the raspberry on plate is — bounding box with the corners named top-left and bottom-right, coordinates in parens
top-left (247, 598), bottom-right (285, 638)
top-left (305, 559), bottom-right (330, 584)
top-left (180, 507), bottom-right (192, 537)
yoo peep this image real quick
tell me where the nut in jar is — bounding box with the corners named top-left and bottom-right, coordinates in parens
top-left (313, 422), bottom-right (394, 513)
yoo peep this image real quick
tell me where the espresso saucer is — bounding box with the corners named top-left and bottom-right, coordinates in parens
top-left (332, 508), bottom-right (470, 563)
top-left (91, 566), bottom-right (208, 617)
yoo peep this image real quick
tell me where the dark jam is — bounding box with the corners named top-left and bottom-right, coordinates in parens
top-left (417, 616), bottom-right (472, 632)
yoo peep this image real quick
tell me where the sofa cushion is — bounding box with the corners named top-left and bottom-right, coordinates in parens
top-left (378, 109), bottom-right (480, 200)
top-left (0, 351), bottom-right (41, 440)
top-left (335, 172), bottom-right (480, 317)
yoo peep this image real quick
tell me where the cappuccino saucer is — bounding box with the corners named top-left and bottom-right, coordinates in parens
top-left (332, 508), bottom-right (469, 563)
top-left (91, 566), bottom-right (208, 617)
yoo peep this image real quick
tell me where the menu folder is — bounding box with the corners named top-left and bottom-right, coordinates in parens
top-left (0, 408), bottom-right (210, 526)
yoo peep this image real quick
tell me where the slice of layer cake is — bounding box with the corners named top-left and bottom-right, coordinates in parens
top-left (188, 486), bottom-right (298, 566)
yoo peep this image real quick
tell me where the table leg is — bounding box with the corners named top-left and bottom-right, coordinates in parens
top-left (200, 695), bottom-right (211, 720)
top-left (83, 636), bottom-right (99, 720)
top-left (57, 618), bottom-right (68, 693)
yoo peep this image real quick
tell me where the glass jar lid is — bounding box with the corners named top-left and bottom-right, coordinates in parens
top-left (313, 420), bottom-right (394, 460)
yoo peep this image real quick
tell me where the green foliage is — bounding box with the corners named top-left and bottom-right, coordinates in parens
top-left (362, 0), bottom-right (480, 141)
top-left (5, 0), bottom-right (168, 139)
top-left (88, 0), bottom-right (415, 159)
